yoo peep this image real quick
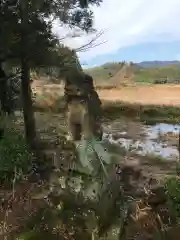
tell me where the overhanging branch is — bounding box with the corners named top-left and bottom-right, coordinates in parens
top-left (74, 30), bottom-right (106, 52)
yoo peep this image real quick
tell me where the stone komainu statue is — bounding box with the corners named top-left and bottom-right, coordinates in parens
top-left (64, 73), bottom-right (103, 141)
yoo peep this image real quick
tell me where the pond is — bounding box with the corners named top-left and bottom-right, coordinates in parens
top-left (103, 122), bottom-right (180, 160)
top-left (14, 111), bottom-right (180, 160)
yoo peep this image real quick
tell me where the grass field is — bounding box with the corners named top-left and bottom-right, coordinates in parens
top-left (85, 62), bottom-right (180, 85)
top-left (99, 85), bottom-right (180, 124)
top-left (32, 82), bottom-right (180, 124)
top-left (98, 85), bottom-right (180, 105)
top-left (32, 82), bottom-right (180, 105)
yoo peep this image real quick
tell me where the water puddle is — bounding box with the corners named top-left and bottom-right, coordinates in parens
top-left (146, 123), bottom-right (180, 139)
top-left (103, 122), bottom-right (180, 160)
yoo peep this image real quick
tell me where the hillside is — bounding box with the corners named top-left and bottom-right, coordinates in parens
top-left (84, 62), bottom-right (123, 84)
top-left (109, 62), bottom-right (141, 85)
top-left (138, 60), bottom-right (180, 68)
top-left (84, 61), bottom-right (180, 85)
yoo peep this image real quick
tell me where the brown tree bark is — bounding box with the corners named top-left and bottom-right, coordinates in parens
top-left (0, 61), bottom-right (11, 115)
top-left (21, 57), bottom-right (37, 148)
top-left (20, 1), bottom-right (36, 149)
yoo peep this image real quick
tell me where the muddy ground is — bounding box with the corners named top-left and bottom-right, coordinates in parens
top-left (14, 110), bottom-right (178, 181)
top-left (13, 111), bottom-right (178, 191)
top-left (1, 82), bottom-right (177, 239)
top-left (1, 102), bottom-right (180, 239)
top-left (14, 111), bottom-right (180, 238)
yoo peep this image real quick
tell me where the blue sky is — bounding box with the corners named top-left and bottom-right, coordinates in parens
top-left (53, 0), bottom-right (180, 68)
top-left (82, 41), bottom-right (180, 68)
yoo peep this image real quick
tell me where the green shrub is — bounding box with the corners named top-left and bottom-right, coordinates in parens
top-left (0, 129), bottom-right (33, 184)
top-left (164, 175), bottom-right (180, 222)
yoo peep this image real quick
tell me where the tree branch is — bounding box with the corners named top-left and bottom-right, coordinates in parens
top-left (74, 30), bottom-right (106, 52)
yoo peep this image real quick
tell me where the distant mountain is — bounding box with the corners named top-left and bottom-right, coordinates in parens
top-left (137, 61), bottom-right (180, 68)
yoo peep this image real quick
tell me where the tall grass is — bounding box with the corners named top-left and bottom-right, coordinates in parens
top-left (0, 116), bottom-right (33, 185)
top-left (103, 101), bottom-right (180, 124)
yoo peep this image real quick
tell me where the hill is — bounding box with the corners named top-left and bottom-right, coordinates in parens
top-left (84, 61), bottom-right (180, 85)
top-left (109, 62), bottom-right (141, 85)
top-left (137, 60), bottom-right (180, 68)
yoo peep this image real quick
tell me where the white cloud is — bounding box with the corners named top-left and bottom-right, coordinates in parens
top-left (52, 0), bottom-right (180, 62)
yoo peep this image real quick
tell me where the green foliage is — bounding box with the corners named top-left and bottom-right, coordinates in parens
top-left (16, 208), bottom-right (62, 240)
top-left (0, 129), bottom-right (33, 184)
top-left (165, 175), bottom-right (180, 222)
top-left (0, 0), bottom-right (102, 76)
top-left (85, 61), bottom-right (180, 84)
top-left (103, 101), bottom-right (180, 124)
top-left (85, 62), bottom-right (123, 82)
top-left (16, 231), bottom-right (58, 240)
top-left (136, 65), bottom-right (180, 82)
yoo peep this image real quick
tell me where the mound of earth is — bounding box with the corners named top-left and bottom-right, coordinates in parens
top-left (111, 62), bottom-right (140, 86)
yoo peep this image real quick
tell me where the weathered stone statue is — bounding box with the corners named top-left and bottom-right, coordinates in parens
top-left (62, 48), bottom-right (103, 141)
top-left (64, 72), bottom-right (103, 141)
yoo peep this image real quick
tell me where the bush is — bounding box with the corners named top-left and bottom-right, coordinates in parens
top-left (0, 129), bottom-right (33, 184)
top-left (165, 175), bottom-right (180, 222)
top-left (153, 79), bottom-right (167, 84)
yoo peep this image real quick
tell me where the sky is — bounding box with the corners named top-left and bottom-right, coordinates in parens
top-left (52, 0), bottom-right (180, 68)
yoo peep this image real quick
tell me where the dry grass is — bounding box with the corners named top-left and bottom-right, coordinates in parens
top-left (32, 81), bottom-right (180, 106)
top-left (98, 85), bottom-right (180, 106)
top-left (0, 179), bottom-right (47, 239)
top-left (32, 82), bottom-right (180, 124)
